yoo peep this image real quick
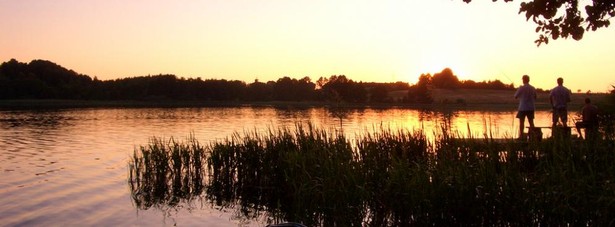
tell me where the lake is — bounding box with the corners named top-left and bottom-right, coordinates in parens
top-left (0, 107), bottom-right (567, 226)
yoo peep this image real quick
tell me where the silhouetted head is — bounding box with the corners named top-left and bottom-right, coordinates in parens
top-left (585, 97), bottom-right (591, 104)
top-left (522, 75), bottom-right (530, 84)
top-left (557, 77), bottom-right (563, 85)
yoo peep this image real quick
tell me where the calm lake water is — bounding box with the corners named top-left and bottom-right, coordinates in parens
top-left (0, 107), bottom-right (563, 226)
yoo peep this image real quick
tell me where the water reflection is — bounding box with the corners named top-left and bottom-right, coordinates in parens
top-left (1, 107), bottom-right (561, 226)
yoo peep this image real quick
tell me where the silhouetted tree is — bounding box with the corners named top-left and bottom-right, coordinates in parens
top-left (105, 76), bottom-right (149, 100)
top-left (316, 76), bottom-right (329, 90)
top-left (362, 82), bottom-right (411, 103)
top-left (460, 79), bottom-right (514, 90)
top-left (272, 76), bottom-right (316, 101)
top-left (461, 79), bottom-right (478, 89)
top-left (297, 77), bottom-right (317, 101)
top-left (0, 59), bottom-right (92, 99)
top-left (607, 85), bottom-right (615, 111)
top-left (86, 77), bottom-right (106, 100)
top-left (0, 59), bottom-right (28, 81)
top-left (13, 73), bottom-right (55, 98)
top-left (407, 74), bottom-right (433, 104)
top-left (273, 77), bottom-right (294, 101)
top-left (244, 79), bottom-right (273, 101)
top-left (0, 71), bottom-right (14, 99)
top-left (462, 0), bottom-right (614, 46)
top-left (145, 74), bottom-right (179, 99)
top-left (175, 77), bottom-right (203, 100)
top-left (319, 75), bottom-right (367, 103)
top-left (200, 79), bottom-right (246, 101)
top-left (431, 68), bottom-right (460, 89)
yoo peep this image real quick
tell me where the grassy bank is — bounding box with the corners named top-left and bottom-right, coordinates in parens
top-left (129, 124), bottom-right (615, 226)
top-left (430, 89), bottom-right (610, 108)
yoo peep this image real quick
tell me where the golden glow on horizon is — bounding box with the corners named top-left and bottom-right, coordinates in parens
top-left (417, 43), bottom-right (469, 80)
top-left (1, 0), bottom-right (614, 92)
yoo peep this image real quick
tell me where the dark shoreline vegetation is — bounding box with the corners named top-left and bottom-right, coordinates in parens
top-left (129, 124), bottom-right (615, 226)
top-left (1, 59), bottom-right (520, 105)
top-left (2, 59), bottom-right (613, 112)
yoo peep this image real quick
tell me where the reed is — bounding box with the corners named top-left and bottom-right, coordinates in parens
top-left (129, 134), bottom-right (205, 210)
top-left (206, 124), bottom-right (365, 226)
top-left (129, 123), bottom-right (615, 226)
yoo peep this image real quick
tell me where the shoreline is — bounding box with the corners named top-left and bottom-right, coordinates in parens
top-left (0, 99), bottom-right (536, 111)
top-left (0, 90), bottom-right (607, 111)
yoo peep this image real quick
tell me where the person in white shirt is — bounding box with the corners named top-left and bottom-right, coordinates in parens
top-left (514, 75), bottom-right (537, 139)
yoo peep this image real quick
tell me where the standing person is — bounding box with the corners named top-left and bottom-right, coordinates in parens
top-left (514, 75), bottom-right (537, 139)
top-left (549, 77), bottom-right (572, 127)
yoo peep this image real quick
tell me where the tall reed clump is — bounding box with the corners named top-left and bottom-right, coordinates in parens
top-left (426, 124), bottom-right (539, 226)
top-left (355, 126), bottom-right (431, 226)
top-left (526, 134), bottom-right (615, 225)
top-left (129, 135), bottom-right (205, 210)
top-left (206, 124), bottom-right (365, 226)
top-left (129, 123), bottom-right (615, 226)
top-left (423, 126), bottom-right (615, 226)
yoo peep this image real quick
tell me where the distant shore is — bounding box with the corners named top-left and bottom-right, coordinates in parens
top-left (0, 99), bottom-right (480, 110)
top-left (0, 89), bottom-right (608, 111)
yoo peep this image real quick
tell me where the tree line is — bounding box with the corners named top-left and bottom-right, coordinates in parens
top-left (0, 59), bottom-right (514, 104)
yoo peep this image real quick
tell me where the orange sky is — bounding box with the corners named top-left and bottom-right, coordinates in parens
top-left (1, 0), bottom-right (614, 92)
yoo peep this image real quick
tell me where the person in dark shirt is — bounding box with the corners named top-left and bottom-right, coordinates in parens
top-left (550, 77), bottom-right (572, 127)
top-left (575, 98), bottom-right (599, 140)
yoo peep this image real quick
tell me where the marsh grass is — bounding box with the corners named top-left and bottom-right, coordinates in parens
top-left (129, 123), bottom-right (615, 226)
top-left (129, 135), bottom-right (205, 210)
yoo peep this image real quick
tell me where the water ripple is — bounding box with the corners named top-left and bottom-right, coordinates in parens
top-left (0, 107), bottom-right (555, 226)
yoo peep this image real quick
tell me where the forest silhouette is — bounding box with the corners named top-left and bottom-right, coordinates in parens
top-left (0, 59), bottom-right (515, 103)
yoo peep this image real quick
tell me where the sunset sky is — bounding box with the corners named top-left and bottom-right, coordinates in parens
top-left (1, 0), bottom-right (614, 92)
